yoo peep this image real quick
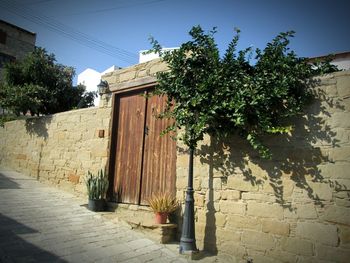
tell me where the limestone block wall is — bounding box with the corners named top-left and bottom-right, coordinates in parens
top-left (0, 106), bottom-right (112, 195)
top-left (176, 70), bottom-right (350, 262)
top-left (102, 58), bottom-right (167, 92)
top-left (1, 56), bottom-right (349, 262)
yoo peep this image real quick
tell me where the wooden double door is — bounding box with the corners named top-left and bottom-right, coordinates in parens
top-left (111, 89), bottom-right (176, 205)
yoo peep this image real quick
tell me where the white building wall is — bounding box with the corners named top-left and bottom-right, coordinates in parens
top-left (139, 48), bottom-right (178, 63)
top-left (77, 66), bottom-right (118, 107)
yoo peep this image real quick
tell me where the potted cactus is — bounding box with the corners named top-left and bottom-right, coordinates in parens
top-left (148, 193), bottom-right (178, 224)
top-left (85, 169), bottom-right (109, 212)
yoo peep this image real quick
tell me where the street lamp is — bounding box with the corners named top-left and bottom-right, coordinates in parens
top-left (97, 79), bottom-right (109, 96)
top-left (179, 147), bottom-right (198, 253)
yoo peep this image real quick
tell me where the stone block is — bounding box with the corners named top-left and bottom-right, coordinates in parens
top-left (78, 151), bottom-right (91, 161)
top-left (215, 212), bottom-right (227, 227)
top-left (339, 225), bottom-right (350, 246)
top-left (216, 228), bottom-right (241, 243)
top-left (119, 70), bottom-right (136, 82)
top-left (220, 242), bottom-right (246, 258)
top-left (337, 76), bottom-right (350, 97)
top-left (242, 230), bottom-right (275, 251)
top-left (176, 154), bottom-right (188, 168)
top-left (318, 164), bottom-right (350, 179)
top-left (213, 190), bottom-right (221, 201)
top-left (68, 174), bottom-right (80, 184)
top-left (137, 69), bottom-right (148, 78)
top-left (284, 204), bottom-right (318, 219)
top-left (296, 222), bottom-right (338, 246)
top-left (149, 62), bottom-right (168, 75)
top-left (16, 154), bottom-right (27, 160)
top-left (175, 176), bottom-right (187, 189)
top-left (221, 190), bottom-right (240, 200)
top-left (336, 191), bottom-right (350, 207)
top-left (307, 181), bottom-right (333, 201)
top-left (330, 179), bottom-right (350, 191)
top-left (219, 200), bottom-right (246, 215)
top-left (194, 193), bottom-right (205, 207)
top-left (247, 202), bottom-right (283, 219)
top-left (226, 214), bottom-right (261, 231)
top-left (245, 251), bottom-right (280, 263)
top-left (241, 192), bottom-right (275, 202)
top-left (226, 176), bottom-right (259, 192)
top-left (262, 220), bottom-right (290, 236)
top-left (328, 146), bottom-right (350, 162)
top-left (315, 244), bottom-right (350, 262)
top-left (281, 237), bottom-right (314, 256)
top-left (213, 177), bottom-right (222, 190)
top-left (322, 205), bottom-right (350, 225)
top-left (265, 250), bottom-right (297, 263)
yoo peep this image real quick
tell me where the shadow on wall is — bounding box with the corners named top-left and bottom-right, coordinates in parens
top-left (25, 116), bottom-right (52, 180)
top-left (25, 115), bottom-right (52, 139)
top-left (193, 79), bottom-right (348, 254)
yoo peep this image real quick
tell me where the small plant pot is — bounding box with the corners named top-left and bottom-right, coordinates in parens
top-left (88, 199), bottom-right (106, 212)
top-left (155, 212), bottom-right (168, 224)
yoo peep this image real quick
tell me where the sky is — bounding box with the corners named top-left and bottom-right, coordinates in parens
top-left (1, 0), bottom-right (350, 84)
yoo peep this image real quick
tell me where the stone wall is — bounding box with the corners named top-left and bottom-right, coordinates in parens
top-left (175, 70), bottom-right (350, 262)
top-left (102, 58), bottom-right (167, 92)
top-left (0, 106), bottom-right (111, 195)
top-left (1, 56), bottom-right (349, 262)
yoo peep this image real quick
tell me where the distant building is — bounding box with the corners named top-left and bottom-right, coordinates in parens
top-left (77, 65), bottom-right (118, 107)
top-left (0, 20), bottom-right (36, 80)
top-left (139, 47), bottom-right (178, 63)
top-left (0, 20), bottom-right (36, 114)
top-left (308, 51), bottom-right (350, 70)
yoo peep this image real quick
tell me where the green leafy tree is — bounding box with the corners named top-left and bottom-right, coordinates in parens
top-left (149, 25), bottom-right (338, 252)
top-left (0, 47), bottom-right (96, 117)
top-left (150, 26), bottom-right (337, 157)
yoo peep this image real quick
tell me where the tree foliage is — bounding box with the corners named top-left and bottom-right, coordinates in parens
top-left (149, 26), bottom-right (338, 158)
top-left (0, 47), bottom-right (96, 117)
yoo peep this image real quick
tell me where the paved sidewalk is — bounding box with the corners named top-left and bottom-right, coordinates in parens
top-left (0, 169), bottom-right (195, 263)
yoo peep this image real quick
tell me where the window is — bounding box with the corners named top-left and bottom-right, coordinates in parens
top-left (0, 30), bottom-right (7, 44)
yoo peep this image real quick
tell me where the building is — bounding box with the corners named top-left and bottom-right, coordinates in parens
top-left (308, 51), bottom-right (350, 70)
top-left (77, 65), bottom-right (118, 107)
top-left (139, 47), bottom-right (178, 63)
top-left (0, 20), bottom-right (36, 80)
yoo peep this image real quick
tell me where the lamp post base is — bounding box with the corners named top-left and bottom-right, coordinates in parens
top-left (179, 147), bottom-right (197, 253)
top-left (179, 187), bottom-right (197, 253)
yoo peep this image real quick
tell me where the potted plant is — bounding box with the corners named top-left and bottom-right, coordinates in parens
top-left (148, 193), bottom-right (178, 224)
top-left (85, 169), bottom-right (109, 212)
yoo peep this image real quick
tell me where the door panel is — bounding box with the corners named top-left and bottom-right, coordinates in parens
top-left (113, 90), bottom-right (176, 205)
top-left (114, 91), bottom-right (146, 204)
top-left (140, 95), bottom-right (176, 205)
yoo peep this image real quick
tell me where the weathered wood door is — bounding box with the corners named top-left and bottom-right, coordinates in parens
top-left (113, 89), bottom-right (176, 205)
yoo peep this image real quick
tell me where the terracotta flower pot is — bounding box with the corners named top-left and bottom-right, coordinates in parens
top-left (155, 212), bottom-right (168, 224)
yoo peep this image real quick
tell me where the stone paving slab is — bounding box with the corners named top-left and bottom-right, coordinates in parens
top-left (0, 169), bottom-right (225, 263)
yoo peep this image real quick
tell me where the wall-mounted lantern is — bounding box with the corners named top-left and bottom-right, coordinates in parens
top-left (97, 79), bottom-right (109, 96)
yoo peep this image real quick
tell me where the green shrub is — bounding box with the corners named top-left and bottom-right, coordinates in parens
top-left (85, 169), bottom-right (109, 200)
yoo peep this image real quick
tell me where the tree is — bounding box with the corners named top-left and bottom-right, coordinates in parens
top-left (0, 47), bottom-right (96, 117)
top-left (149, 25), bottom-right (338, 252)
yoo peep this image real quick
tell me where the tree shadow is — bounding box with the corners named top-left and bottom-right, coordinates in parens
top-left (0, 213), bottom-right (67, 262)
top-left (25, 115), bottom-right (52, 139)
top-left (194, 78), bottom-right (348, 254)
top-left (202, 147), bottom-right (217, 254)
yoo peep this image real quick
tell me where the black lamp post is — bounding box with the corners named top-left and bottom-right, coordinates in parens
top-left (179, 147), bottom-right (198, 253)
